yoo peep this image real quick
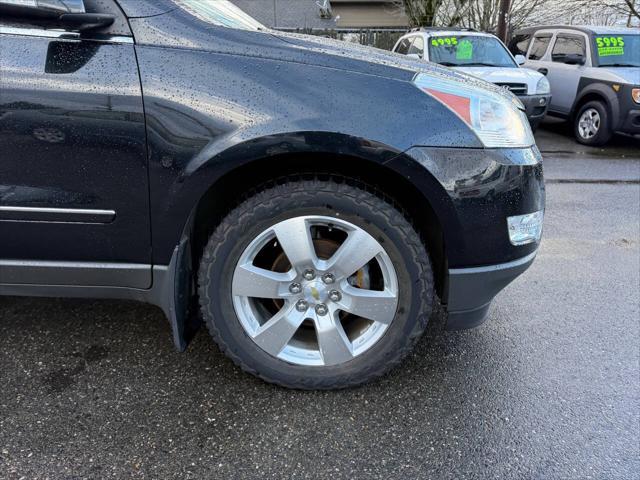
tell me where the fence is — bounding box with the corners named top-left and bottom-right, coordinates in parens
top-left (283, 28), bottom-right (407, 51)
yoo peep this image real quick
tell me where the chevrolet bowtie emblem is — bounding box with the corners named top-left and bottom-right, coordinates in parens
top-left (310, 286), bottom-right (320, 301)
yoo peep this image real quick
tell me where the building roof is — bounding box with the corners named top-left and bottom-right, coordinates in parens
top-left (230, 0), bottom-right (337, 30)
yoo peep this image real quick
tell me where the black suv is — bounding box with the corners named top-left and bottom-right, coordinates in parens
top-left (0, 0), bottom-right (545, 389)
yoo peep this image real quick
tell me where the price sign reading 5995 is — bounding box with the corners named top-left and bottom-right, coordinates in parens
top-left (596, 36), bottom-right (625, 48)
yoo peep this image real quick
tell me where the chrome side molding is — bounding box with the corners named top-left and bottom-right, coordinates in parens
top-left (0, 26), bottom-right (134, 44)
top-left (0, 205), bottom-right (116, 223)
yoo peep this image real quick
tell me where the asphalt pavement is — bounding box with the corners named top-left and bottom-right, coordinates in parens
top-left (1, 125), bottom-right (639, 479)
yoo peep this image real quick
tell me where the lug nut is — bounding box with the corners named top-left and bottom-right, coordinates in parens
top-left (315, 304), bottom-right (328, 316)
top-left (328, 290), bottom-right (342, 302)
top-left (321, 273), bottom-right (335, 284)
top-left (295, 300), bottom-right (308, 312)
top-left (289, 282), bottom-right (302, 294)
top-left (303, 269), bottom-right (316, 280)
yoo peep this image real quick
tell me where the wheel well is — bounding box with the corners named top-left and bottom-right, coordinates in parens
top-left (189, 153), bottom-right (448, 299)
top-left (572, 92), bottom-right (609, 120)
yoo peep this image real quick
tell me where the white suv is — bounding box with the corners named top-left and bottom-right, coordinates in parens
top-left (511, 26), bottom-right (640, 145)
top-left (393, 28), bottom-right (551, 130)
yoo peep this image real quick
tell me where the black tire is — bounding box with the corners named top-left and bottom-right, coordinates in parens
top-left (574, 100), bottom-right (612, 146)
top-left (198, 178), bottom-right (435, 389)
top-left (529, 119), bottom-right (540, 134)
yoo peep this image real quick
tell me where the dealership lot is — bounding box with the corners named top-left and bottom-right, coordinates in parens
top-left (1, 127), bottom-right (638, 479)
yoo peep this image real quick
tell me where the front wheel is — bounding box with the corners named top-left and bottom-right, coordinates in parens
top-left (198, 179), bottom-right (434, 389)
top-left (574, 100), bottom-right (612, 146)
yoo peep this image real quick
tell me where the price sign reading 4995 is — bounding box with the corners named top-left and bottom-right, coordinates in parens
top-left (431, 37), bottom-right (459, 47)
top-left (596, 36), bottom-right (625, 57)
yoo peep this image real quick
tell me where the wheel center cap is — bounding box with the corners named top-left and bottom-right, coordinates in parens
top-left (303, 281), bottom-right (328, 304)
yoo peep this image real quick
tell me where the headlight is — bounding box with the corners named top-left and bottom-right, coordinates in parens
top-left (536, 75), bottom-right (551, 95)
top-left (413, 73), bottom-right (534, 148)
top-left (632, 88), bottom-right (640, 104)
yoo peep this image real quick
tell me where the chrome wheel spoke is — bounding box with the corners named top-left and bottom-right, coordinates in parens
top-left (232, 264), bottom-right (293, 298)
top-left (272, 217), bottom-right (317, 271)
top-left (315, 313), bottom-right (353, 365)
top-left (252, 307), bottom-right (306, 356)
top-left (339, 285), bottom-right (398, 324)
top-left (324, 229), bottom-right (382, 280)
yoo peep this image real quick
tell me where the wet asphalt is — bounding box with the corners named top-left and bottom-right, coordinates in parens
top-left (1, 125), bottom-right (639, 479)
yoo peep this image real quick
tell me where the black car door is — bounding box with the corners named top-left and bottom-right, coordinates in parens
top-left (0, 0), bottom-right (151, 288)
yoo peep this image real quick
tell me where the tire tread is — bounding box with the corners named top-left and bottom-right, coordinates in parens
top-left (197, 176), bottom-right (434, 389)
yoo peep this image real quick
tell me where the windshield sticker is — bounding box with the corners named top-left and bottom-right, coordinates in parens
top-left (596, 36), bottom-right (625, 57)
top-left (431, 37), bottom-right (459, 47)
top-left (456, 40), bottom-right (473, 60)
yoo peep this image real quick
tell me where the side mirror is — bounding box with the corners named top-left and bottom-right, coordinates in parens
top-left (564, 53), bottom-right (585, 65)
top-left (406, 53), bottom-right (422, 60)
top-left (515, 54), bottom-right (526, 66)
top-left (0, 0), bottom-right (114, 31)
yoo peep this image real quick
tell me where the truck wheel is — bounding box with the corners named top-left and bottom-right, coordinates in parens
top-left (574, 100), bottom-right (612, 146)
top-left (198, 178), bottom-right (434, 389)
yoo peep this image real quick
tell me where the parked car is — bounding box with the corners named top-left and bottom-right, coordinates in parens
top-left (0, 0), bottom-right (545, 389)
top-left (392, 28), bottom-right (552, 131)
top-left (509, 25), bottom-right (640, 146)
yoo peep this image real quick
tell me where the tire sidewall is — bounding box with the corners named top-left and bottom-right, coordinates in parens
top-left (200, 184), bottom-right (432, 387)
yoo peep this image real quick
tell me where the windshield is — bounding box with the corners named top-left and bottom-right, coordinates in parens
top-left (428, 35), bottom-right (516, 68)
top-left (592, 34), bottom-right (640, 67)
top-left (174, 0), bottom-right (264, 31)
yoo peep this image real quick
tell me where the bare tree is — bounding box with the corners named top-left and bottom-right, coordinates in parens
top-left (507, 0), bottom-right (549, 29)
top-left (597, 0), bottom-right (639, 23)
top-left (395, 0), bottom-right (442, 26)
top-left (458, 0), bottom-right (549, 32)
top-left (496, 0), bottom-right (510, 40)
top-left (394, 0), bottom-right (470, 26)
top-left (395, 0), bottom-right (638, 31)
top-left (624, 0), bottom-right (640, 21)
top-left (531, 0), bottom-right (639, 26)
top-left (436, 0), bottom-right (474, 25)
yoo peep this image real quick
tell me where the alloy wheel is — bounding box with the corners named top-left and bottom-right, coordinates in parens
top-left (578, 108), bottom-right (601, 139)
top-left (231, 215), bottom-right (399, 367)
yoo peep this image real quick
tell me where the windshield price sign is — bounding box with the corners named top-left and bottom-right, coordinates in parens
top-left (456, 40), bottom-right (473, 60)
top-left (431, 37), bottom-right (475, 60)
top-left (431, 37), bottom-right (458, 47)
top-left (596, 36), bottom-right (625, 57)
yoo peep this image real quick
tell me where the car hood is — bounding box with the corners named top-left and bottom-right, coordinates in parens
top-left (592, 67), bottom-right (640, 85)
top-left (453, 66), bottom-right (542, 93)
top-left (270, 30), bottom-right (433, 76)
top-left (268, 30), bottom-right (515, 100)
top-left (126, 7), bottom-right (516, 104)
